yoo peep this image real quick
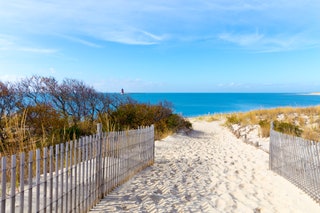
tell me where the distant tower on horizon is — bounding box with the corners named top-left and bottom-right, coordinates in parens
top-left (121, 88), bottom-right (124, 94)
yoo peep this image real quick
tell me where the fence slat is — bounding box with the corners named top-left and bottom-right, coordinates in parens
top-left (28, 151), bottom-right (33, 213)
top-left (60, 144), bottom-right (64, 213)
top-left (1, 157), bottom-right (6, 213)
top-left (36, 149), bottom-right (40, 213)
top-left (69, 141), bottom-right (73, 213)
top-left (55, 144), bottom-right (59, 213)
top-left (43, 147), bottom-right (48, 213)
top-left (78, 138), bottom-right (82, 212)
top-left (65, 142), bottom-right (69, 213)
top-left (10, 155), bottom-right (17, 213)
top-left (85, 137), bottom-right (89, 212)
top-left (19, 153), bottom-right (25, 213)
top-left (88, 137), bottom-right (93, 210)
top-left (73, 140), bottom-right (78, 213)
top-left (81, 137), bottom-right (86, 211)
top-left (49, 147), bottom-right (53, 213)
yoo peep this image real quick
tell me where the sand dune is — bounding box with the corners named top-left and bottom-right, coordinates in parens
top-left (90, 120), bottom-right (320, 213)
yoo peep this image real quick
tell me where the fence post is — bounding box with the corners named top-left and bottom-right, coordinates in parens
top-left (10, 155), bottom-right (17, 213)
top-left (36, 149), bottom-right (40, 213)
top-left (28, 151), bottom-right (33, 213)
top-left (269, 122), bottom-right (273, 170)
top-left (19, 153), bottom-right (25, 213)
top-left (152, 125), bottom-right (155, 165)
top-left (96, 123), bottom-right (103, 200)
top-left (97, 123), bottom-right (102, 135)
top-left (1, 157), bottom-right (7, 213)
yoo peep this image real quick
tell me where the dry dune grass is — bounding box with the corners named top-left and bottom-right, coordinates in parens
top-left (198, 106), bottom-right (320, 141)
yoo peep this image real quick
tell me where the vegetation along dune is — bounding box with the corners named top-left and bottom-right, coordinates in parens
top-left (1, 76), bottom-right (320, 212)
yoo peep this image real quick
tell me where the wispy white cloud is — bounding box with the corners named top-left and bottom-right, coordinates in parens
top-left (0, 34), bottom-right (57, 53)
top-left (17, 47), bottom-right (57, 54)
top-left (0, 1), bottom-right (170, 46)
top-left (0, 34), bottom-right (15, 47)
top-left (217, 82), bottom-right (245, 88)
top-left (58, 35), bottom-right (103, 48)
top-left (141, 31), bottom-right (167, 42)
top-left (198, 0), bottom-right (268, 11)
top-left (0, 0), bottom-right (319, 49)
top-left (218, 32), bottom-right (264, 46)
top-left (218, 31), bottom-right (320, 52)
top-left (257, 34), bottom-right (320, 53)
top-left (98, 29), bottom-right (167, 45)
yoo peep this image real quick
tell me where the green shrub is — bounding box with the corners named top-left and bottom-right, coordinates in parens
top-left (110, 102), bottom-right (192, 140)
top-left (259, 119), bottom-right (271, 137)
top-left (61, 125), bottom-right (81, 141)
top-left (273, 120), bottom-right (303, 137)
top-left (226, 114), bottom-right (241, 125)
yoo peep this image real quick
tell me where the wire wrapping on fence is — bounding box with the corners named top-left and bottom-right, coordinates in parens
top-left (0, 125), bottom-right (154, 213)
top-left (270, 123), bottom-right (320, 203)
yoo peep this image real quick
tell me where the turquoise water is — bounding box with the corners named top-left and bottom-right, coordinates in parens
top-left (127, 93), bottom-right (320, 117)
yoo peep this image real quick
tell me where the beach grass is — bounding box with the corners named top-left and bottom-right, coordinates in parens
top-left (198, 106), bottom-right (320, 141)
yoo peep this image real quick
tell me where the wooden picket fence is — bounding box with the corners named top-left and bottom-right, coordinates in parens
top-left (269, 124), bottom-right (320, 203)
top-left (0, 125), bottom-right (154, 213)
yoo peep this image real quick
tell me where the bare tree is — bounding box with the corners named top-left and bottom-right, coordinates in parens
top-left (41, 76), bottom-right (70, 120)
top-left (59, 78), bottom-right (114, 126)
top-left (15, 75), bottom-right (52, 109)
top-left (0, 81), bottom-right (17, 119)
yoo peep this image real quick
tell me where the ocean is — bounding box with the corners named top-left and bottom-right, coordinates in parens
top-left (126, 93), bottom-right (320, 117)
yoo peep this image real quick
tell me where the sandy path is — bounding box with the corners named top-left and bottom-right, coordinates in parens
top-left (89, 120), bottom-right (320, 213)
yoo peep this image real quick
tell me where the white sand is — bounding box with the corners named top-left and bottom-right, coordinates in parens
top-left (90, 120), bottom-right (320, 213)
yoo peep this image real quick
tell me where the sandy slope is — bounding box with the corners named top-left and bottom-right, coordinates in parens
top-left (90, 120), bottom-right (320, 213)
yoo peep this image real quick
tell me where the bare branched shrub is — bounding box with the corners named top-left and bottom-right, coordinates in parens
top-left (1, 75), bottom-right (191, 155)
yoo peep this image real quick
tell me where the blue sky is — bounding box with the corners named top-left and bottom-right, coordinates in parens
top-left (0, 0), bottom-right (320, 92)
